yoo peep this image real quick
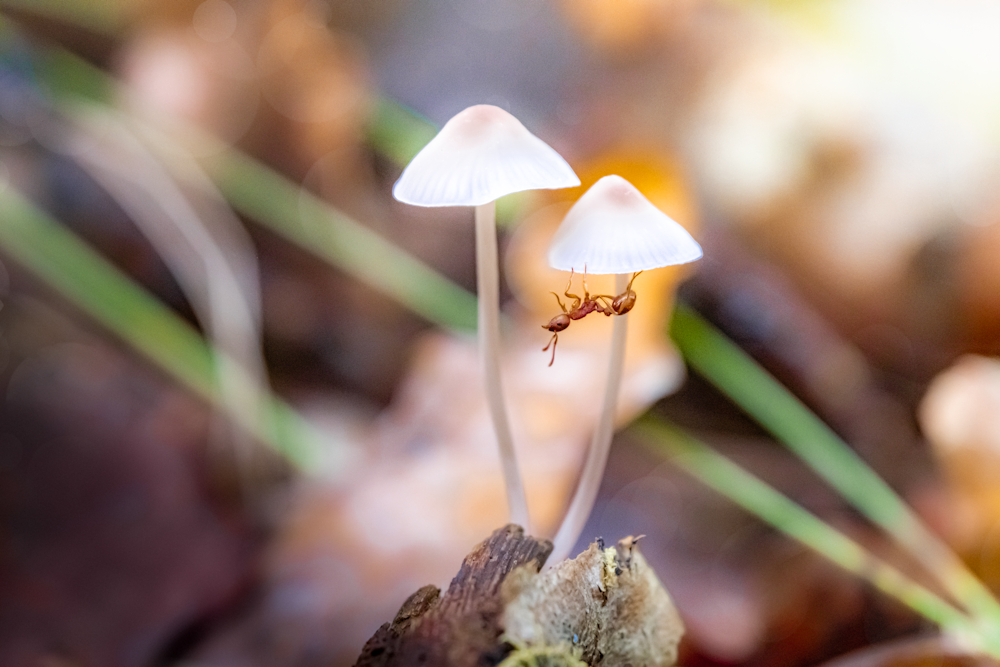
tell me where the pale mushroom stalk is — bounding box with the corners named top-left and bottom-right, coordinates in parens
top-left (476, 200), bottom-right (530, 528)
top-left (392, 104), bottom-right (580, 532)
top-left (546, 175), bottom-right (702, 564)
top-left (550, 271), bottom-right (629, 562)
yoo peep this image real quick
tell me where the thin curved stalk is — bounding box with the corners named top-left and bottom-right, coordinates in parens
top-left (637, 419), bottom-right (993, 652)
top-left (0, 184), bottom-right (329, 471)
top-left (28, 43), bottom-right (479, 333)
top-left (670, 304), bottom-right (1000, 634)
top-left (208, 146), bottom-right (479, 332)
top-left (476, 201), bottom-right (530, 531)
top-left (65, 106), bottom-right (268, 457)
top-left (549, 272), bottom-right (629, 564)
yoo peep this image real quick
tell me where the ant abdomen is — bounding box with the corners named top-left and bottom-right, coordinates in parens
top-left (611, 291), bottom-right (636, 315)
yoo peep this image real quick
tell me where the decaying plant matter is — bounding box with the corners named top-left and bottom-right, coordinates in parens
top-left (355, 525), bottom-right (683, 667)
top-left (502, 534), bottom-right (683, 667)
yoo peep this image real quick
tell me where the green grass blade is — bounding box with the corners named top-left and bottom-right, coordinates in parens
top-left (0, 183), bottom-right (328, 471)
top-left (0, 0), bottom-right (123, 37)
top-left (27, 43), bottom-right (479, 332)
top-left (367, 97), bottom-right (438, 166)
top-left (635, 419), bottom-right (982, 643)
top-left (34, 42), bottom-right (115, 104)
top-left (203, 148), bottom-right (478, 332)
top-left (669, 303), bottom-right (1000, 628)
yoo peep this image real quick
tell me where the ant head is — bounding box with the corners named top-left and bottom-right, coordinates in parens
top-left (544, 313), bottom-right (571, 332)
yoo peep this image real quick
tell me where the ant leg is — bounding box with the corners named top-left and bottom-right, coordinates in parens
top-left (564, 267), bottom-right (575, 295)
top-left (542, 332), bottom-right (559, 366)
top-left (549, 292), bottom-right (568, 313)
top-left (594, 295), bottom-right (614, 315)
top-left (627, 270), bottom-right (643, 291)
top-left (563, 269), bottom-right (582, 310)
top-left (590, 267), bottom-right (618, 312)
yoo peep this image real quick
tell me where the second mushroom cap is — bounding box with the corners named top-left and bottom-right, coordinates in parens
top-left (548, 175), bottom-right (702, 274)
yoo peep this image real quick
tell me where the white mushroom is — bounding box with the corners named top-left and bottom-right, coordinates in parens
top-left (393, 105), bottom-right (579, 207)
top-left (547, 175), bottom-right (701, 564)
top-left (393, 104), bottom-right (580, 532)
top-left (548, 174), bottom-right (702, 273)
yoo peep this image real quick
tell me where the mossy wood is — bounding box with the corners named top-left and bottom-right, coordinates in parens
top-left (355, 525), bottom-right (553, 667)
top-left (354, 525), bottom-right (683, 667)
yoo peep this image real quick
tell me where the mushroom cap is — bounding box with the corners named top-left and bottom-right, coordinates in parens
top-left (548, 175), bottom-right (702, 274)
top-left (392, 105), bottom-right (580, 207)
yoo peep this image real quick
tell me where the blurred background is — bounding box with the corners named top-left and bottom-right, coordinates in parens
top-left (3, 0), bottom-right (1000, 665)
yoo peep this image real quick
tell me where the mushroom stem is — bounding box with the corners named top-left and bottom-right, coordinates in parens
top-left (549, 272), bottom-right (629, 564)
top-left (475, 200), bottom-right (531, 531)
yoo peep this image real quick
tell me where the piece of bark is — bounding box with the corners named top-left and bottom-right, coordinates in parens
top-left (354, 524), bottom-right (553, 667)
top-left (355, 529), bottom-right (686, 667)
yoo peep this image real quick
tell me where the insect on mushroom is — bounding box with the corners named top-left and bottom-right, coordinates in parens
top-left (542, 269), bottom-right (643, 366)
top-left (544, 175), bottom-right (702, 564)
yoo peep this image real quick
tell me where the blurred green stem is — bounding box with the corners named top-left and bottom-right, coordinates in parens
top-left (636, 419), bottom-right (989, 650)
top-left (367, 98), bottom-right (438, 167)
top-left (0, 0), bottom-right (122, 36)
top-left (670, 303), bottom-right (1000, 631)
top-left (203, 148), bottom-right (478, 332)
top-left (28, 46), bottom-right (479, 332)
top-left (0, 183), bottom-right (327, 472)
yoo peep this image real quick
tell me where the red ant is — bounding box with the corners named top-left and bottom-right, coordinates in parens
top-left (542, 269), bottom-right (642, 366)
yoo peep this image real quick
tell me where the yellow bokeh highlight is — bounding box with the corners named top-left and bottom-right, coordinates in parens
top-left (507, 149), bottom-right (700, 367)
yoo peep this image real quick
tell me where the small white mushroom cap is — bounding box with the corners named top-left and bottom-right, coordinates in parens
top-left (392, 105), bottom-right (580, 207)
top-left (548, 175), bottom-right (703, 274)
